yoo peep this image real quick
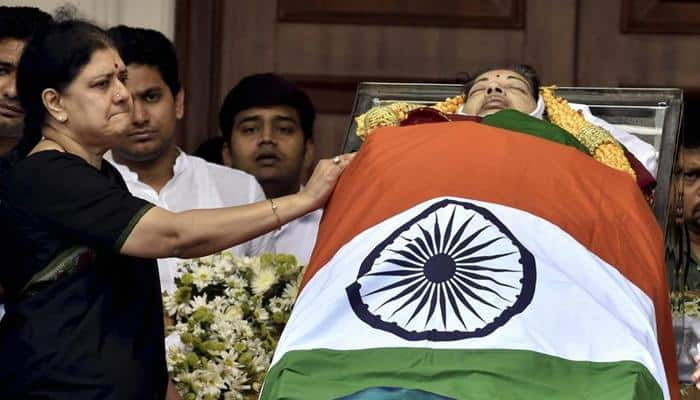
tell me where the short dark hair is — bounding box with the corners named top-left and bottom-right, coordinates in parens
top-left (219, 73), bottom-right (315, 141)
top-left (463, 64), bottom-right (541, 101)
top-left (14, 18), bottom-right (114, 158)
top-left (107, 25), bottom-right (181, 96)
top-left (194, 136), bottom-right (225, 165)
top-left (0, 6), bottom-right (52, 42)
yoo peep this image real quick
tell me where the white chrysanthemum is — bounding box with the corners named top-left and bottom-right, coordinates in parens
top-left (251, 266), bottom-right (277, 295)
top-left (222, 305), bottom-right (244, 322)
top-left (223, 391), bottom-right (244, 400)
top-left (212, 255), bottom-right (235, 278)
top-left (189, 294), bottom-right (209, 311)
top-left (176, 259), bottom-right (195, 275)
top-left (236, 255), bottom-right (261, 272)
top-left (251, 349), bottom-right (271, 373)
top-left (191, 324), bottom-right (206, 338)
top-left (253, 307), bottom-right (269, 322)
top-left (192, 265), bottom-right (216, 289)
top-left (219, 349), bottom-right (241, 366)
top-left (221, 363), bottom-right (251, 393)
top-left (224, 287), bottom-right (249, 305)
top-left (164, 251), bottom-right (305, 399)
top-left (229, 319), bottom-right (254, 338)
top-left (208, 296), bottom-right (228, 312)
top-left (171, 321), bottom-right (190, 336)
top-left (199, 254), bottom-right (216, 265)
top-left (175, 370), bottom-right (197, 386)
top-left (225, 275), bottom-right (248, 290)
top-left (282, 281), bottom-right (299, 301)
top-left (162, 294), bottom-right (179, 316)
top-left (267, 297), bottom-right (285, 314)
top-left (209, 320), bottom-right (234, 338)
top-left (165, 345), bottom-right (186, 372)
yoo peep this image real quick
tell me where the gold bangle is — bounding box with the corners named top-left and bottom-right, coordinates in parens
top-left (269, 198), bottom-right (282, 229)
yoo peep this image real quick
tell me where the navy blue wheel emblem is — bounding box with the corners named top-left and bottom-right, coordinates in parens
top-left (347, 199), bottom-right (536, 341)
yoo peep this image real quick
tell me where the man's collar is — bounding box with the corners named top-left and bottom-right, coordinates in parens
top-left (104, 147), bottom-right (186, 183)
top-left (172, 148), bottom-right (188, 176)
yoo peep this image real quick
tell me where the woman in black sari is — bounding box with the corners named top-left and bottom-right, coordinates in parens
top-left (0, 18), bottom-right (352, 400)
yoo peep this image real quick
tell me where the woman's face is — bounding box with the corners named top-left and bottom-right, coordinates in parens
top-left (59, 47), bottom-right (132, 150)
top-left (463, 69), bottom-right (536, 117)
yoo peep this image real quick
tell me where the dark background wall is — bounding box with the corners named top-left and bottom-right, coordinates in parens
top-left (174, 0), bottom-right (700, 162)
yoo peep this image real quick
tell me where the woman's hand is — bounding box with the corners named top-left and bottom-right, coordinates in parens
top-left (299, 153), bottom-right (355, 211)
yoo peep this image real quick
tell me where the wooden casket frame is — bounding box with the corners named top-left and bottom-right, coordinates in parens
top-left (342, 83), bottom-right (684, 234)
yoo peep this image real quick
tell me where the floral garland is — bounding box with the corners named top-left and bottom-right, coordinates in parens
top-left (353, 88), bottom-right (636, 182)
top-left (354, 95), bottom-right (464, 140)
top-left (162, 252), bottom-right (304, 399)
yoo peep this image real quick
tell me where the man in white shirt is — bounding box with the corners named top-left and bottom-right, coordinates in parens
top-left (219, 74), bottom-right (321, 264)
top-left (106, 26), bottom-right (273, 293)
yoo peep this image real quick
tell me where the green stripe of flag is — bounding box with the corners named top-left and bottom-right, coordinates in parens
top-left (483, 109), bottom-right (590, 155)
top-left (262, 347), bottom-right (662, 400)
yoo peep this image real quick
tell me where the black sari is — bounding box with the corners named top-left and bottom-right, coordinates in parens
top-left (0, 151), bottom-right (167, 399)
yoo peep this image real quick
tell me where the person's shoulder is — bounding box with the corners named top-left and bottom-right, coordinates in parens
top-left (1, 151), bottom-right (102, 206)
top-left (187, 154), bottom-right (258, 182)
top-left (17, 149), bottom-right (81, 165)
top-left (8, 150), bottom-right (89, 182)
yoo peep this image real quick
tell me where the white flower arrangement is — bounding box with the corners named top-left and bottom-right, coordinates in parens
top-left (163, 251), bottom-right (303, 399)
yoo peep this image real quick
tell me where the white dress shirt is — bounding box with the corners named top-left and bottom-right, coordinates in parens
top-left (272, 209), bottom-right (323, 265)
top-left (107, 150), bottom-right (275, 293)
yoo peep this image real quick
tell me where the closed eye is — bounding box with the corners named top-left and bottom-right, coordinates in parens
top-left (468, 87), bottom-right (485, 97)
top-left (508, 85), bottom-right (528, 94)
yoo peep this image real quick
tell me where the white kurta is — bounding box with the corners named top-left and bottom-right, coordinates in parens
top-left (272, 208), bottom-right (323, 265)
top-left (107, 151), bottom-right (275, 293)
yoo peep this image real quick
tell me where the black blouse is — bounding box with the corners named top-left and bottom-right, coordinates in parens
top-left (0, 151), bottom-right (167, 399)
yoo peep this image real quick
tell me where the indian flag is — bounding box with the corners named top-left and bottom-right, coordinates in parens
top-left (261, 121), bottom-right (678, 400)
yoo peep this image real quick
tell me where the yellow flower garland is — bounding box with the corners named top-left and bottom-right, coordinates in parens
top-left (540, 86), bottom-right (636, 180)
top-left (352, 88), bottom-right (637, 183)
top-left (355, 96), bottom-right (464, 140)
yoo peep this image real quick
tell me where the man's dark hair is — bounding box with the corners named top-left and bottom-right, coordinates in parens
top-left (194, 136), bottom-right (225, 165)
top-left (218, 73), bottom-right (315, 141)
top-left (463, 64), bottom-right (540, 101)
top-left (107, 25), bottom-right (181, 96)
top-left (0, 6), bottom-right (52, 42)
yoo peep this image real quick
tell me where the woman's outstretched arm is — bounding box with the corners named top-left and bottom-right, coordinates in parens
top-left (120, 154), bottom-right (353, 259)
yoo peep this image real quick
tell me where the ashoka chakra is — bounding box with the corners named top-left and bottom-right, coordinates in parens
top-left (346, 198), bottom-right (536, 341)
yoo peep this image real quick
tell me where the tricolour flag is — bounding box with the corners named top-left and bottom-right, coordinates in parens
top-left (262, 121), bottom-right (678, 400)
